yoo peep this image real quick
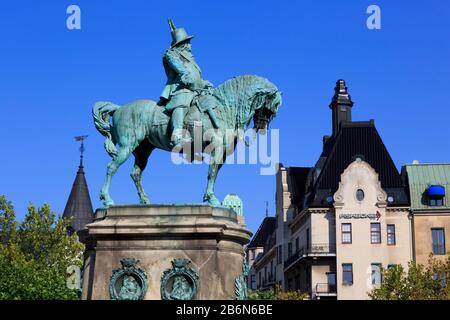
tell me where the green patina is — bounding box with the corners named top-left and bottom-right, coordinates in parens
top-left (92, 18), bottom-right (281, 208)
top-left (404, 163), bottom-right (450, 210)
top-left (235, 253), bottom-right (250, 300)
top-left (161, 259), bottom-right (199, 300)
top-left (109, 258), bottom-right (148, 300)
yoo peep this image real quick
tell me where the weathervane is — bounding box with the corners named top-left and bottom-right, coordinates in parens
top-left (74, 135), bottom-right (88, 167)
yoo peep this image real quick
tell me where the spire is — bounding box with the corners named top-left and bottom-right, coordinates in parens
top-left (329, 79), bottom-right (354, 136)
top-left (75, 135), bottom-right (88, 169)
top-left (63, 136), bottom-right (94, 234)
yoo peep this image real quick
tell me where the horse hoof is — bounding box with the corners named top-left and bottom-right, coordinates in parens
top-left (203, 194), bottom-right (221, 207)
top-left (103, 199), bottom-right (115, 208)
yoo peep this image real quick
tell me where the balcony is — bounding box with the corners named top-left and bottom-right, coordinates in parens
top-left (260, 273), bottom-right (276, 289)
top-left (315, 283), bottom-right (337, 295)
top-left (284, 243), bottom-right (336, 270)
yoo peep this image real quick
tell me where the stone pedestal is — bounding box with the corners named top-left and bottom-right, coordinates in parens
top-left (80, 204), bottom-right (252, 300)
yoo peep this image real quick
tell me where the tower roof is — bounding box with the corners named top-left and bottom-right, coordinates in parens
top-left (329, 79), bottom-right (354, 108)
top-left (63, 138), bottom-right (94, 233)
top-left (247, 217), bottom-right (276, 248)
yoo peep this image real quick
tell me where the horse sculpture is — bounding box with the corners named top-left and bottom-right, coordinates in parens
top-left (93, 75), bottom-right (282, 207)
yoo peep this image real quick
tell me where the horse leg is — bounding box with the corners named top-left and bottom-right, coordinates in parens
top-left (100, 146), bottom-right (133, 207)
top-left (203, 151), bottom-right (225, 207)
top-left (131, 142), bottom-right (154, 204)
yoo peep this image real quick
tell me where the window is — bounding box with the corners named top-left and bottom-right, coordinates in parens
top-left (277, 245), bottom-right (282, 264)
top-left (295, 237), bottom-right (299, 253)
top-left (327, 272), bottom-right (336, 287)
top-left (258, 272), bottom-right (261, 286)
top-left (433, 273), bottom-right (447, 288)
top-left (427, 185), bottom-right (445, 206)
top-left (356, 189), bottom-right (365, 201)
top-left (371, 223), bottom-right (381, 244)
top-left (251, 275), bottom-right (256, 290)
top-left (432, 228), bottom-right (446, 255)
top-left (288, 242), bottom-right (292, 258)
top-left (387, 224), bottom-right (396, 245)
top-left (342, 223), bottom-right (352, 244)
top-left (306, 228), bottom-right (310, 251)
top-left (371, 264), bottom-right (382, 285)
top-left (342, 263), bottom-right (353, 285)
top-left (429, 197), bottom-right (444, 206)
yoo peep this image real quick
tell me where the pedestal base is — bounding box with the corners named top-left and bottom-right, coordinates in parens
top-left (80, 204), bottom-right (252, 300)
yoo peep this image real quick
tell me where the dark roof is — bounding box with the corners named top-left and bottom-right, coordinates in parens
top-left (63, 161), bottom-right (94, 233)
top-left (308, 121), bottom-right (409, 207)
top-left (318, 121), bottom-right (403, 189)
top-left (248, 217), bottom-right (276, 248)
top-left (287, 167), bottom-right (311, 210)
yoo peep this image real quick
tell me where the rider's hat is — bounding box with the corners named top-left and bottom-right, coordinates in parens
top-left (168, 18), bottom-right (194, 48)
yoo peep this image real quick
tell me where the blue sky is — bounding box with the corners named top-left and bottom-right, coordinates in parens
top-left (1, 1), bottom-right (449, 233)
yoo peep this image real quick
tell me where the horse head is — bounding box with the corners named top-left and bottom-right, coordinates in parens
top-left (251, 89), bottom-right (282, 133)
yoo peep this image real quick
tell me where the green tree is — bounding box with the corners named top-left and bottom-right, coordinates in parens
top-left (369, 254), bottom-right (450, 300)
top-left (0, 195), bottom-right (84, 300)
top-left (248, 283), bottom-right (309, 300)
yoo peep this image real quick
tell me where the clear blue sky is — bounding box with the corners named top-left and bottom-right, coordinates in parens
top-left (1, 1), bottom-right (449, 234)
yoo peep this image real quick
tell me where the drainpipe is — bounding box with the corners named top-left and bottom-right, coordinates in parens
top-left (408, 210), bottom-right (415, 262)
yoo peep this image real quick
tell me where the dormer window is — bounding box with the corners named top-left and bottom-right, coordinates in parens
top-left (427, 185), bottom-right (445, 206)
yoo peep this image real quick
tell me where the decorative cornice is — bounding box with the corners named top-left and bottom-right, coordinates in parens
top-left (386, 207), bottom-right (410, 213)
top-left (334, 158), bottom-right (387, 209)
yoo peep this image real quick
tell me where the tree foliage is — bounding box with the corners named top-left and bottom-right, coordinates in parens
top-left (248, 284), bottom-right (309, 300)
top-left (0, 195), bottom-right (84, 300)
top-left (369, 254), bottom-right (450, 300)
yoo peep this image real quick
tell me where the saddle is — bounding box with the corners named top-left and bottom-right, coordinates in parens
top-left (158, 91), bottom-right (221, 129)
top-left (190, 93), bottom-right (221, 129)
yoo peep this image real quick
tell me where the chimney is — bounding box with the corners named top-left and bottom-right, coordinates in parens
top-left (329, 79), bottom-right (354, 136)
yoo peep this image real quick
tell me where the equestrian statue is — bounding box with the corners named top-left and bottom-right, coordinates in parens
top-left (93, 19), bottom-right (282, 207)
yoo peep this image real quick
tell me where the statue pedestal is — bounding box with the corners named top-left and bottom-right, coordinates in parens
top-left (80, 204), bottom-right (252, 300)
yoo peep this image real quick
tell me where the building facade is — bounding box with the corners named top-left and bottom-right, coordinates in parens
top-left (403, 163), bottom-right (450, 265)
top-left (246, 217), bottom-right (276, 290)
top-left (250, 80), bottom-right (415, 299)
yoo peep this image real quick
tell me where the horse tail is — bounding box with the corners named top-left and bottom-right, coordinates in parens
top-left (93, 101), bottom-right (119, 158)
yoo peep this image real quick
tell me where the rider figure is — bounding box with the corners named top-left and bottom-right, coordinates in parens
top-left (160, 18), bottom-right (214, 147)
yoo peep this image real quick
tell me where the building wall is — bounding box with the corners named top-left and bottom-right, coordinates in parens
top-left (285, 209), bottom-right (336, 296)
top-left (254, 249), bottom-right (276, 289)
top-left (275, 165), bottom-right (292, 289)
top-left (311, 210), bottom-right (336, 246)
top-left (247, 246), bottom-right (264, 290)
top-left (334, 159), bottom-right (412, 300)
top-left (413, 213), bottom-right (450, 265)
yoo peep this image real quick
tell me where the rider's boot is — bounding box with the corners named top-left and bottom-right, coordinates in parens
top-left (206, 108), bottom-right (221, 129)
top-left (170, 107), bottom-right (192, 147)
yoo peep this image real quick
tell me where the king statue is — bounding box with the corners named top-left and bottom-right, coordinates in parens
top-left (93, 18), bottom-right (282, 207)
top-left (160, 18), bottom-right (217, 147)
